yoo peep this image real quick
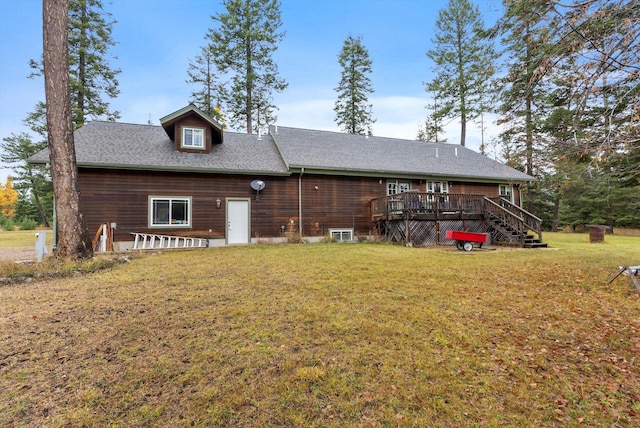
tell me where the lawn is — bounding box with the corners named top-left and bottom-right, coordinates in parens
top-left (0, 229), bottom-right (54, 248)
top-left (1, 233), bottom-right (639, 427)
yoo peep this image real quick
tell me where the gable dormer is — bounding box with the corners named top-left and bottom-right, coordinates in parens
top-left (159, 104), bottom-right (223, 154)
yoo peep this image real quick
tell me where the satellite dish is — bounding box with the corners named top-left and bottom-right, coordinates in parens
top-left (250, 180), bottom-right (266, 191)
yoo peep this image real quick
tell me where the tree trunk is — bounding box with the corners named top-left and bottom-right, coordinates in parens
top-left (29, 175), bottom-right (50, 228)
top-left (551, 192), bottom-right (560, 232)
top-left (43, 0), bottom-right (92, 258)
top-left (245, 37), bottom-right (253, 134)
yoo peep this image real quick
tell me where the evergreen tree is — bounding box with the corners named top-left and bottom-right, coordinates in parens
top-left (334, 35), bottom-right (376, 135)
top-left (0, 133), bottom-right (52, 226)
top-left (6, 0), bottom-right (119, 230)
top-left (545, 0), bottom-right (640, 184)
top-left (495, 0), bottom-right (553, 212)
top-left (29, 0), bottom-right (120, 129)
top-left (416, 114), bottom-right (446, 143)
top-left (186, 45), bottom-right (225, 124)
top-left (494, 0), bottom-right (639, 228)
top-left (417, 87), bottom-right (447, 142)
top-left (426, 0), bottom-right (497, 146)
top-left (207, 0), bottom-right (287, 134)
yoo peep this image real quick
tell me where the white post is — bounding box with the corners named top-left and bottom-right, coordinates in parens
top-left (100, 224), bottom-right (107, 252)
top-left (35, 232), bottom-right (48, 262)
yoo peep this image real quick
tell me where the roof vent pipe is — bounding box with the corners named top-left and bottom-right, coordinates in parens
top-left (455, 147), bottom-right (458, 157)
top-left (435, 147), bottom-right (439, 158)
top-left (257, 128), bottom-right (262, 140)
top-left (275, 124), bottom-right (278, 133)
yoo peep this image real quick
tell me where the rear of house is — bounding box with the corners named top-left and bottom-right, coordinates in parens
top-left (30, 105), bottom-right (535, 249)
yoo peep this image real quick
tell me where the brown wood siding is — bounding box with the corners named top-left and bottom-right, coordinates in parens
top-left (78, 168), bottom-right (518, 242)
top-left (300, 174), bottom-right (386, 237)
top-left (452, 182), bottom-right (522, 206)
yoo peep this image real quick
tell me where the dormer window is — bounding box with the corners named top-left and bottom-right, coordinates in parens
top-left (182, 127), bottom-right (205, 149)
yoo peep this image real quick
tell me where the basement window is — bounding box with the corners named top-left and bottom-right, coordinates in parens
top-left (182, 127), bottom-right (205, 149)
top-left (329, 228), bottom-right (354, 242)
top-left (149, 196), bottom-right (192, 228)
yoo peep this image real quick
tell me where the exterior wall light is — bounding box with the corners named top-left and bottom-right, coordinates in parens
top-left (216, 198), bottom-right (221, 209)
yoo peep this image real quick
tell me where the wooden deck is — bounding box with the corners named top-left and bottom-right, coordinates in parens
top-left (372, 192), bottom-right (485, 219)
top-left (371, 192), bottom-right (545, 248)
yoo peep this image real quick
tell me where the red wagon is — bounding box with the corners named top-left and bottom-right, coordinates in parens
top-left (446, 230), bottom-right (487, 251)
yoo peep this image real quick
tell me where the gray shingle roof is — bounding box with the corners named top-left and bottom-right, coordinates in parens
top-left (30, 120), bottom-right (532, 182)
top-left (271, 126), bottom-right (533, 182)
top-left (30, 121), bottom-right (290, 175)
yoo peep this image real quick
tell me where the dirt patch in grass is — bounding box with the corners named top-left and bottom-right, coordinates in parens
top-left (1, 234), bottom-right (639, 426)
top-left (0, 247), bottom-right (36, 262)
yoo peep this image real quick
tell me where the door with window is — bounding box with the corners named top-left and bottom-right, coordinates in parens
top-left (499, 185), bottom-right (514, 203)
top-left (226, 199), bottom-right (250, 244)
top-left (386, 180), bottom-right (410, 213)
top-left (425, 181), bottom-right (449, 210)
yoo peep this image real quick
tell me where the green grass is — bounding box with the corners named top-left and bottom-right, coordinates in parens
top-left (0, 229), bottom-right (54, 248)
top-left (1, 233), bottom-right (639, 427)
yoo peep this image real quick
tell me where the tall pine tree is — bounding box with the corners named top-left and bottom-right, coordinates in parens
top-left (496, 0), bottom-right (553, 212)
top-left (29, 0), bottom-right (120, 129)
top-left (43, 0), bottom-right (91, 258)
top-left (546, 0), bottom-right (640, 184)
top-left (426, 0), bottom-right (497, 146)
top-left (186, 45), bottom-right (225, 124)
top-left (334, 35), bottom-right (375, 136)
top-left (4, 0), bottom-right (119, 229)
top-left (207, 0), bottom-right (287, 134)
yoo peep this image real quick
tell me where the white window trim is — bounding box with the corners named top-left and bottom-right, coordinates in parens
top-left (386, 180), bottom-right (410, 195)
top-left (148, 196), bottom-right (192, 228)
top-left (426, 181), bottom-right (449, 194)
top-left (329, 228), bottom-right (354, 242)
top-left (426, 181), bottom-right (449, 202)
top-left (499, 185), bottom-right (514, 203)
top-left (181, 126), bottom-right (205, 149)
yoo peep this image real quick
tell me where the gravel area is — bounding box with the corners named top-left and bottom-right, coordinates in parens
top-left (0, 247), bottom-right (38, 262)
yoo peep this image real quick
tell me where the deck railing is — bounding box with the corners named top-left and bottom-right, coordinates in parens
top-left (371, 192), bottom-right (486, 217)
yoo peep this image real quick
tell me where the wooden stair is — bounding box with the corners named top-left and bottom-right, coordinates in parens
top-left (487, 216), bottom-right (547, 248)
top-left (485, 198), bottom-right (547, 248)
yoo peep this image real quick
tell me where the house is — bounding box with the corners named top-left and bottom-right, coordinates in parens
top-left (30, 105), bottom-right (542, 250)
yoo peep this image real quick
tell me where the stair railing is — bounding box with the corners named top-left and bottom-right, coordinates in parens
top-left (483, 197), bottom-right (526, 246)
top-left (489, 197), bottom-right (543, 241)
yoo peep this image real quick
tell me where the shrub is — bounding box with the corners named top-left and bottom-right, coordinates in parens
top-left (18, 218), bottom-right (38, 230)
top-left (1, 219), bottom-right (15, 231)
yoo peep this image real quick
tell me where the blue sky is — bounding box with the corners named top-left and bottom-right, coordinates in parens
top-left (0, 0), bottom-right (504, 184)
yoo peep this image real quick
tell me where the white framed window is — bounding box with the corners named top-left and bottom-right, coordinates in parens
top-left (387, 180), bottom-right (410, 195)
top-left (182, 127), bottom-right (205, 149)
top-left (499, 184), bottom-right (514, 203)
top-left (149, 196), bottom-right (192, 227)
top-left (426, 181), bottom-right (449, 194)
top-left (426, 181), bottom-right (449, 203)
top-left (329, 228), bottom-right (354, 242)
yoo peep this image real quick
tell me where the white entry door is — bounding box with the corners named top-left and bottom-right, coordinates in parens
top-left (227, 199), bottom-right (250, 244)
